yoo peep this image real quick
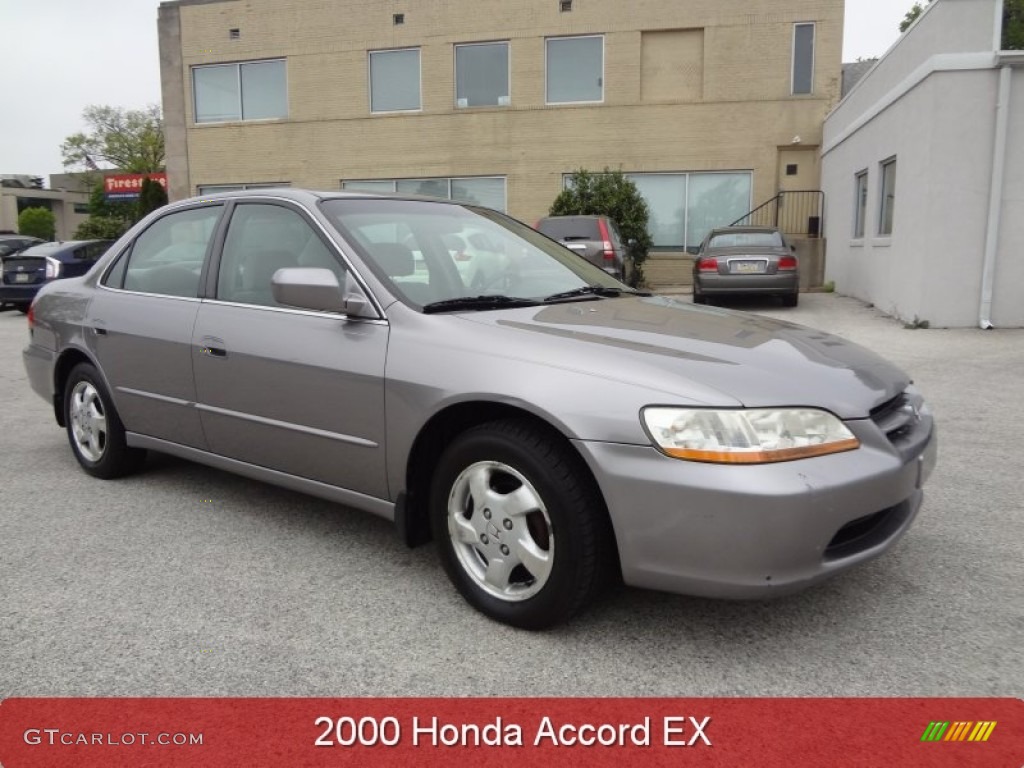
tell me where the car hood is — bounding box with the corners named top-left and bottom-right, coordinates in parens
top-left (458, 295), bottom-right (908, 419)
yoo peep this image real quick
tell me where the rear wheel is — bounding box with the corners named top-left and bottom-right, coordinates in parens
top-left (15, 304), bottom-right (29, 314)
top-left (64, 362), bottom-right (146, 479)
top-left (782, 291), bottom-right (799, 307)
top-left (431, 419), bottom-right (612, 629)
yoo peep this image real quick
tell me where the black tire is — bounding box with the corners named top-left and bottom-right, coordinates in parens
top-left (63, 362), bottom-right (146, 479)
top-left (16, 304), bottom-right (29, 314)
top-left (782, 291), bottom-right (799, 307)
top-left (692, 292), bottom-right (706, 305)
top-left (430, 418), bottom-right (614, 629)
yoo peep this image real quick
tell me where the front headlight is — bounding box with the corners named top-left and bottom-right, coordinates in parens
top-left (642, 407), bottom-right (860, 464)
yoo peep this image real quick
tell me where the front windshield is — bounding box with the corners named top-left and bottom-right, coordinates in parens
top-left (320, 198), bottom-right (624, 308)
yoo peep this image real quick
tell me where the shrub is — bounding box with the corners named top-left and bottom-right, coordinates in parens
top-left (18, 207), bottom-right (56, 240)
top-left (550, 168), bottom-right (653, 287)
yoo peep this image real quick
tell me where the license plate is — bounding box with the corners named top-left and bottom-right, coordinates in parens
top-left (14, 273), bottom-right (30, 283)
top-left (732, 261), bottom-right (765, 274)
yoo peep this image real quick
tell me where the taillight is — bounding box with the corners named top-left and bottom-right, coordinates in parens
top-left (698, 257), bottom-right (718, 272)
top-left (26, 301), bottom-right (35, 329)
top-left (44, 256), bottom-right (62, 279)
top-left (596, 219), bottom-right (615, 262)
top-left (778, 256), bottom-right (798, 271)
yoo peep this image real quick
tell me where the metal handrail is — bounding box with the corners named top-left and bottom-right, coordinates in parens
top-left (730, 190), bottom-right (825, 236)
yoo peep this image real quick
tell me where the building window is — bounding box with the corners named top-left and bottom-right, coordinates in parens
top-left (570, 172), bottom-right (751, 250)
top-left (369, 48), bottom-right (421, 112)
top-left (197, 182), bottom-right (290, 195)
top-left (546, 36), bottom-right (603, 104)
top-left (193, 60), bottom-right (287, 123)
top-left (792, 23), bottom-right (815, 95)
top-left (853, 170), bottom-right (868, 239)
top-left (455, 42), bottom-right (510, 108)
top-left (342, 176), bottom-right (507, 212)
top-left (879, 158), bottom-right (896, 236)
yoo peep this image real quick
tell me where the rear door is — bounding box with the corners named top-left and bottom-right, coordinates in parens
top-left (191, 200), bottom-right (390, 499)
top-left (88, 204), bottom-right (224, 448)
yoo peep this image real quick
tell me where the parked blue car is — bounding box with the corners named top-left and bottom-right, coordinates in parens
top-left (0, 240), bottom-right (112, 313)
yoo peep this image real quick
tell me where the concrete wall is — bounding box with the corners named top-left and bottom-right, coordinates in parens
top-left (822, 0), bottom-right (1023, 328)
top-left (160, 0), bottom-right (842, 232)
top-left (0, 189), bottom-right (89, 240)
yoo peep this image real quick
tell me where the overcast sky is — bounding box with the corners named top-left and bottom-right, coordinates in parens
top-left (0, 0), bottom-right (909, 181)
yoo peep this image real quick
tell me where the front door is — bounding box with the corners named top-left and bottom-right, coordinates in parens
top-left (191, 200), bottom-right (389, 499)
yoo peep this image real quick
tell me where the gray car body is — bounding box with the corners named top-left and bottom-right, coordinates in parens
top-left (23, 189), bottom-right (936, 599)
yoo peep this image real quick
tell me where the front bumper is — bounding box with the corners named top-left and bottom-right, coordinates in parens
top-left (574, 414), bottom-right (936, 598)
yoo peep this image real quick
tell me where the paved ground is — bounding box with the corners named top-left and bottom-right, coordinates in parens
top-left (1, 294), bottom-right (1021, 697)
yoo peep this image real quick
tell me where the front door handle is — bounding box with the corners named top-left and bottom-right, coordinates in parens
top-left (198, 335), bottom-right (226, 358)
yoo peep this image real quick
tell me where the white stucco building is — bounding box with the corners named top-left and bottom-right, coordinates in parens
top-left (822, 0), bottom-right (1023, 328)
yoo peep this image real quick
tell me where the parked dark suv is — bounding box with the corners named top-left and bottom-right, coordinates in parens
top-left (0, 240), bottom-right (112, 313)
top-left (535, 215), bottom-right (626, 280)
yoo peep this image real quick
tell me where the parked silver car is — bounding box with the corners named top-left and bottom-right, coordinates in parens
top-left (693, 226), bottom-right (800, 307)
top-left (23, 190), bottom-right (936, 629)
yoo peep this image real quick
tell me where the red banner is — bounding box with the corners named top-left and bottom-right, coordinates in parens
top-left (0, 697), bottom-right (1020, 767)
top-left (103, 173), bottom-right (168, 200)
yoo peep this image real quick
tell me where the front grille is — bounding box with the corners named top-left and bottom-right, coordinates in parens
top-left (824, 504), bottom-right (906, 561)
top-left (870, 392), bottom-right (917, 442)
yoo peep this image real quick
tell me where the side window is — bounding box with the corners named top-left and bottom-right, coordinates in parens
top-left (122, 206), bottom-right (222, 297)
top-left (83, 242), bottom-right (110, 261)
top-left (217, 203), bottom-right (344, 307)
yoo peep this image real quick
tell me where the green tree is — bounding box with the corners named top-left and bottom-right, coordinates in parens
top-left (900, 1), bottom-right (931, 33)
top-left (549, 168), bottom-right (653, 287)
top-left (137, 176), bottom-right (169, 220)
top-left (72, 181), bottom-right (135, 240)
top-left (1005, 0), bottom-right (1024, 49)
top-left (18, 207), bottom-right (56, 240)
top-left (61, 104), bottom-right (164, 173)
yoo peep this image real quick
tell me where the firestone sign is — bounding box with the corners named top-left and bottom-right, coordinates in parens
top-left (103, 173), bottom-right (168, 201)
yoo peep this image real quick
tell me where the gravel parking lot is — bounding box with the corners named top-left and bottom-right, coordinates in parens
top-left (1, 294), bottom-right (1021, 697)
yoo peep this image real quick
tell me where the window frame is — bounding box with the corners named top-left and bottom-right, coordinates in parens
top-left (368, 47), bottom-right (423, 114)
top-left (454, 40), bottom-right (511, 109)
top-left (192, 58), bottom-right (288, 125)
top-left (791, 22), bottom-right (816, 96)
top-left (878, 157), bottom-right (897, 237)
top-left (853, 170), bottom-right (868, 239)
top-left (102, 203), bottom-right (225, 298)
top-left (565, 170), bottom-right (753, 250)
top-left (340, 176), bottom-right (508, 212)
top-left (545, 34), bottom-right (605, 106)
top-left (197, 182), bottom-right (291, 196)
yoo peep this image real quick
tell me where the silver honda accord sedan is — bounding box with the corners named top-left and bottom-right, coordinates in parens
top-left (22, 189), bottom-right (937, 629)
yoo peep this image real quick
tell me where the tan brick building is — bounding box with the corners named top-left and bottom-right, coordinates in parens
top-left (158, 0), bottom-right (842, 275)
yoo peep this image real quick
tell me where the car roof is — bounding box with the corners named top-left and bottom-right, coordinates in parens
top-left (708, 226), bottom-right (781, 235)
top-left (173, 187), bottom-right (480, 211)
top-left (19, 240), bottom-right (109, 255)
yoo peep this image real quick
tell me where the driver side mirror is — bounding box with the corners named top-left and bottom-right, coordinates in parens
top-left (271, 268), bottom-right (376, 318)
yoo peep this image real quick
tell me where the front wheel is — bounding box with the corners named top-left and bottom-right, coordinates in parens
top-left (431, 419), bottom-right (613, 629)
top-left (64, 362), bottom-right (145, 479)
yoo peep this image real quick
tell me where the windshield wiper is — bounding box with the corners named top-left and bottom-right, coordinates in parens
top-left (422, 295), bottom-right (540, 314)
top-left (542, 285), bottom-right (649, 303)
